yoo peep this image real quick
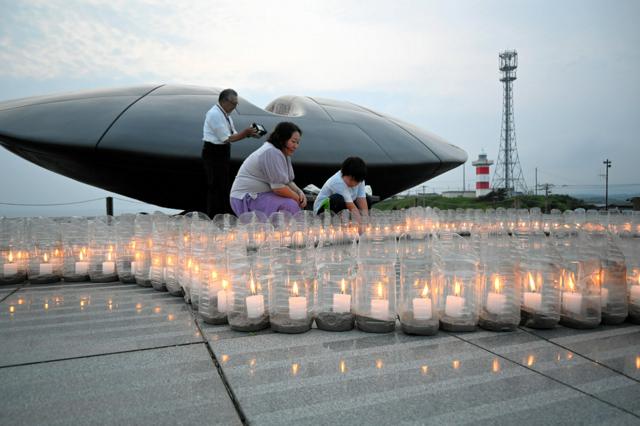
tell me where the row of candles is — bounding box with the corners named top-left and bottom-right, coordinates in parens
top-left (1, 208), bottom-right (639, 334)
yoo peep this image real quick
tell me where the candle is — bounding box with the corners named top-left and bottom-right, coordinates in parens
top-left (445, 279), bottom-right (465, 318)
top-left (412, 281), bottom-right (432, 320)
top-left (486, 275), bottom-right (507, 315)
top-left (289, 281), bottom-right (307, 319)
top-left (75, 261), bottom-right (89, 275)
top-left (523, 272), bottom-right (542, 311)
top-left (102, 261), bottom-right (115, 275)
top-left (3, 263), bottom-right (18, 276)
top-left (102, 252), bottom-right (115, 275)
top-left (217, 278), bottom-right (229, 313)
top-left (370, 282), bottom-right (389, 320)
top-left (600, 287), bottom-right (609, 307)
top-left (246, 276), bottom-right (264, 318)
top-left (131, 261), bottom-right (137, 275)
top-left (562, 272), bottom-right (582, 314)
top-left (332, 278), bottom-right (351, 313)
top-left (40, 253), bottom-right (52, 275)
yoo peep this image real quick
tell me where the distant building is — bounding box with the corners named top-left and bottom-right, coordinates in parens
top-left (472, 153), bottom-right (494, 197)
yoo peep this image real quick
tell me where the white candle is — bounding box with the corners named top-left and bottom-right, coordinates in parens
top-left (246, 294), bottom-right (264, 319)
top-left (102, 261), bottom-right (115, 275)
top-left (445, 295), bottom-right (465, 318)
top-left (562, 292), bottom-right (582, 314)
top-left (629, 285), bottom-right (640, 304)
top-left (130, 261), bottom-right (137, 275)
top-left (75, 261), bottom-right (89, 275)
top-left (486, 292), bottom-right (507, 315)
top-left (600, 287), bottom-right (609, 308)
top-left (370, 299), bottom-right (389, 320)
top-left (289, 296), bottom-right (307, 319)
top-left (523, 292), bottom-right (542, 311)
top-left (332, 293), bottom-right (351, 313)
top-left (412, 297), bottom-right (432, 320)
top-left (217, 290), bottom-right (228, 313)
top-left (39, 263), bottom-right (53, 275)
top-left (3, 263), bottom-right (18, 276)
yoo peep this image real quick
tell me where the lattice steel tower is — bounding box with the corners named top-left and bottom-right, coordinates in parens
top-left (492, 50), bottom-right (527, 195)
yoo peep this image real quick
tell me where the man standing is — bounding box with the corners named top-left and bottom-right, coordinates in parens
top-left (202, 89), bottom-right (256, 216)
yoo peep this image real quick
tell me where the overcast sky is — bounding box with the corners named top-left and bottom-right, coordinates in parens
top-left (1, 0), bottom-right (638, 216)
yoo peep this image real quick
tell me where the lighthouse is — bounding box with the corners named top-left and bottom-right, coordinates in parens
top-left (472, 153), bottom-right (494, 197)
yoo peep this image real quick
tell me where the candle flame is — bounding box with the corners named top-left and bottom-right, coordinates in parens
top-left (79, 251), bottom-right (84, 261)
top-left (130, 241), bottom-right (136, 250)
top-left (528, 273), bottom-right (536, 292)
top-left (566, 272), bottom-right (576, 291)
top-left (44, 302), bottom-right (49, 310)
top-left (135, 251), bottom-right (142, 261)
top-left (291, 363), bottom-right (299, 376)
top-left (292, 281), bottom-right (299, 297)
top-left (222, 279), bottom-right (228, 290)
top-left (452, 360), bottom-right (461, 370)
top-left (167, 256), bottom-right (173, 266)
top-left (375, 359), bottom-right (384, 369)
top-left (211, 270), bottom-right (218, 280)
top-left (221, 354), bottom-right (229, 364)
top-left (339, 360), bottom-right (347, 374)
top-left (421, 282), bottom-right (429, 298)
top-left (454, 279), bottom-right (462, 296)
top-left (107, 252), bottom-right (112, 262)
top-left (9, 305), bottom-right (15, 313)
top-left (250, 275), bottom-right (257, 295)
top-left (636, 356), bottom-right (640, 370)
top-left (54, 248), bottom-right (60, 257)
top-left (492, 358), bottom-right (500, 373)
top-left (8, 251), bottom-right (13, 262)
top-left (377, 282), bottom-right (383, 298)
top-left (493, 275), bottom-right (501, 293)
top-left (420, 365), bottom-right (429, 375)
top-left (43, 253), bottom-right (49, 262)
top-left (340, 278), bottom-right (347, 294)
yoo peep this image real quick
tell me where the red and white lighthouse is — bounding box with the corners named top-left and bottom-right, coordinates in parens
top-left (472, 153), bottom-right (493, 197)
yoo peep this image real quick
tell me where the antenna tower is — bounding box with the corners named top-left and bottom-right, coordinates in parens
top-left (492, 50), bottom-right (528, 195)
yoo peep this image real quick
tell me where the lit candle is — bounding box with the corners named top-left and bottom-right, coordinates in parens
top-left (245, 275), bottom-right (264, 319)
top-left (370, 282), bottom-right (389, 320)
top-left (75, 250), bottom-right (89, 275)
top-left (217, 276), bottom-right (229, 313)
top-left (523, 272), bottom-right (542, 311)
top-left (102, 252), bottom-right (115, 275)
top-left (412, 280), bottom-right (432, 320)
top-left (629, 275), bottom-right (640, 305)
top-left (332, 278), bottom-right (351, 313)
top-left (562, 272), bottom-right (582, 314)
top-left (486, 275), bottom-right (507, 315)
top-left (39, 253), bottom-right (53, 275)
top-left (3, 251), bottom-right (17, 276)
top-left (445, 278), bottom-right (465, 318)
top-left (289, 281), bottom-right (307, 320)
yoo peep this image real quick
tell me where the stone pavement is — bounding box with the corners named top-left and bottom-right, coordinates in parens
top-left (1, 281), bottom-right (639, 425)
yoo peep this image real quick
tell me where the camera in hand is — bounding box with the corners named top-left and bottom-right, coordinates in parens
top-left (251, 123), bottom-right (267, 138)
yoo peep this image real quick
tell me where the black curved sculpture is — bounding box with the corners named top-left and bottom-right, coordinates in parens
top-left (0, 84), bottom-right (467, 213)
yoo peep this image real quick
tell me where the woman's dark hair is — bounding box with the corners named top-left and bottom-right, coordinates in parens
top-left (341, 156), bottom-right (367, 182)
top-left (267, 122), bottom-right (302, 150)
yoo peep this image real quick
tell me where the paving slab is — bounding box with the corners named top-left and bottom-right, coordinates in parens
top-left (0, 282), bottom-right (203, 366)
top-left (206, 327), bottom-right (639, 425)
top-left (453, 327), bottom-right (640, 416)
top-left (0, 343), bottom-right (241, 426)
top-left (526, 323), bottom-right (640, 380)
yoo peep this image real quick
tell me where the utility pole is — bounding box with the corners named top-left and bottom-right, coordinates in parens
top-left (535, 167), bottom-right (538, 196)
top-left (603, 159), bottom-right (611, 211)
top-left (537, 183), bottom-right (553, 214)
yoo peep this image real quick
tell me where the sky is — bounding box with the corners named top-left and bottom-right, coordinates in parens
top-left (1, 0), bottom-right (639, 216)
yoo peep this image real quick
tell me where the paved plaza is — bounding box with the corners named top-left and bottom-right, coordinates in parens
top-left (1, 281), bottom-right (639, 425)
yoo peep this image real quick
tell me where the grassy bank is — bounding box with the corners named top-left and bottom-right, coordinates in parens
top-left (374, 194), bottom-right (595, 212)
